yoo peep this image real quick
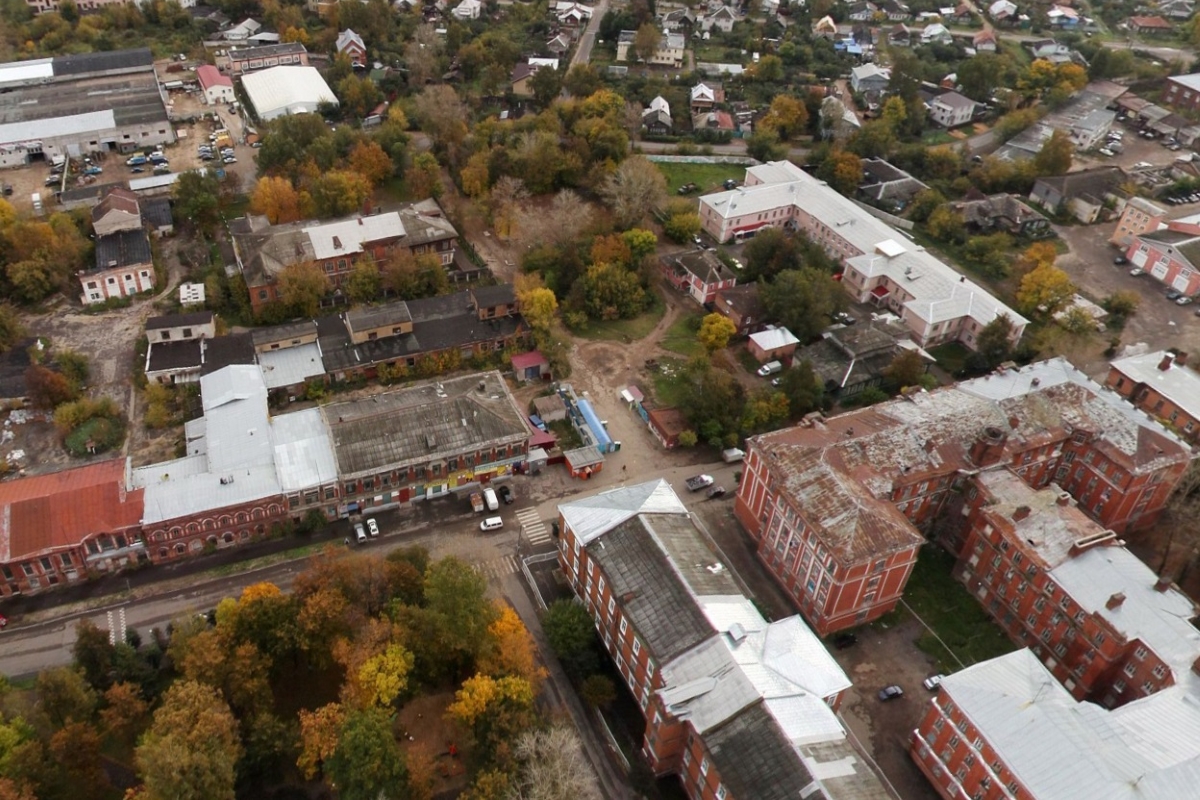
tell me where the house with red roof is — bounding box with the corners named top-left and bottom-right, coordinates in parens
top-left (196, 64), bottom-right (235, 105)
top-left (0, 459), bottom-right (145, 597)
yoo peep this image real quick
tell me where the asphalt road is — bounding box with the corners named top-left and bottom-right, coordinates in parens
top-left (570, 0), bottom-right (609, 70)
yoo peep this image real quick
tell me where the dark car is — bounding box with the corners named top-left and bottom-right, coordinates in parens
top-left (1113, 255), bottom-right (1128, 265)
top-left (878, 685), bottom-right (904, 701)
top-left (498, 484), bottom-right (514, 505)
top-left (707, 485), bottom-right (727, 499)
top-left (1167, 289), bottom-right (1183, 301)
top-left (831, 632), bottom-right (858, 650)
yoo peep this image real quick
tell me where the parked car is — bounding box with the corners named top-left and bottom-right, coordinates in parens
top-left (1130, 267), bottom-right (1146, 276)
top-left (83, 166), bottom-right (102, 175)
top-left (1178, 296), bottom-right (1194, 305)
top-left (832, 311), bottom-right (856, 326)
top-left (126, 155), bottom-right (148, 166)
top-left (1167, 289), bottom-right (1183, 301)
top-left (498, 484), bottom-right (514, 504)
top-left (685, 474), bottom-right (714, 491)
top-left (354, 522), bottom-right (367, 543)
top-left (1098, 148), bottom-right (1114, 157)
top-left (1113, 255), bottom-right (1128, 265)
top-left (757, 360), bottom-right (783, 377)
top-left (367, 518), bottom-right (379, 536)
top-left (878, 685), bottom-right (904, 701)
top-left (707, 485), bottom-right (727, 499)
top-left (223, 156), bottom-right (237, 164)
top-left (923, 675), bottom-right (945, 691)
top-left (480, 516), bottom-right (504, 532)
top-left (130, 167), bottom-right (145, 173)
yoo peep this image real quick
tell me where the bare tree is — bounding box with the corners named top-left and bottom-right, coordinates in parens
top-left (598, 155), bottom-right (667, 229)
top-left (515, 189), bottom-right (593, 249)
top-left (490, 176), bottom-right (529, 240)
top-left (403, 24), bottom-right (443, 88)
top-left (512, 724), bottom-right (603, 800)
top-left (622, 102), bottom-right (645, 138)
top-left (412, 85), bottom-right (469, 165)
top-left (1159, 460), bottom-right (1200, 579)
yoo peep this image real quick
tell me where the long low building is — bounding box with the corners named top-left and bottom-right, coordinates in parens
top-left (697, 161), bottom-right (1027, 351)
top-left (0, 48), bottom-right (174, 168)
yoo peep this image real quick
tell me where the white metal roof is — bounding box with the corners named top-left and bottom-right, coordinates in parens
top-left (134, 458), bottom-right (282, 524)
top-left (271, 407), bottom-right (338, 493)
top-left (0, 58), bottom-right (53, 89)
top-left (1169, 73), bottom-right (1200, 92)
top-left (749, 327), bottom-right (800, 351)
top-left (559, 478), bottom-right (688, 545)
top-left (0, 109), bottom-right (114, 147)
top-left (1109, 351), bottom-right (1200, 419)
top-left (303, 212), bottom-right (404, 260)
top-left (240, 66), bottom-right (337, 119)
top-left (258, 343), bottom-right (326, 389)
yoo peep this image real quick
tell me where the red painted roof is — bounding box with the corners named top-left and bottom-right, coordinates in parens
top-left (197, 64), bottom-right (233, 90)
top-left (511, 351), bottom-right (547, 370)
top-left (0, 459), bottom-right (144, 562)
top-left (871, 284), bottom-right (891, 297)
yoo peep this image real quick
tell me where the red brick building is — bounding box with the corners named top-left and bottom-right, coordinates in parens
top-left (1106, 350), bottom-right (1200, 444)
top-left (557, 479), bottom-right (892, 799)
top-left (0, 459), bottom-right (145, 597)
top-left (735, 358), bottom-right (1192, 635)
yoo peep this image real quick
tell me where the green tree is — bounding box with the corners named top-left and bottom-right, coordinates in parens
top-left (1102, 290), bottom-right (1140, 320)
top-left (677, 358), bottom-right (746, 449)
top-left (0, 306), bottom-right (24, 353)
top-left (633, 22), bottom-right (660, 61)
top-left (134, 681), bottom-right (242, 800)
top-left (883, 349), bottom-right (933, 391)
top-left (310, 170), bottom-right (373, 218)
top-left (323, 707), bottom-right (408, 800)
top-left (72, 619), bottom-right (116, 691)
top-left (1032, 129), bottom-right (1073, 176)
top-left (580, 675), bottom-right (616, 709)
top-left (760, 268), bottom-right (844, 342)
top-left (817, 150), bottom-right (863, 196)
top-left (746, 129), bottom-right (787, 162)
top-left (777, 360), bottom-right (824, 419)
top-left (35, 667), bottom-right (97, 729)
top-left (697, 313), bottom-right (736, 353)
top-left (972, 313), bottom-right (1016, 371)
top-left (576, 262), bottom-right (647, 320)
top-left (926, 206), bottom-right (966, 244)
top-left (752, 54), bottom-right (784, 82)
top-left (963, 233), bottom-right (1013, 279)
top-left (542, 600), bottom-right (599, 679)
top-left (760, 95), bottom-right (809, 140)
top-left (404, 152), bottom-right (444, 200)
top-left (563, 64), bottom-right (602, 98)
top-left (663, 212), bottom-right (701, 244)
top-left (171, 170), bottom-right (222, 235)
top-left (621, 229), bottom-right (657, 264)
top-left (530, 67), bottom-right (563, 108)
top-left (346, 261), bottom-right (382, 303)
top-left (276, 262), bottom-right (329, 318)
top-left (424, 557), bottom-right (497, 671)
top-left (1016, 264), bottom-right (1075, 317)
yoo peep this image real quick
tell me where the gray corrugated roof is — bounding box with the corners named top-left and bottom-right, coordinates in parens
top-left (706, 702), bottom-right (823, 800)
top-left (52, 48), bottom-right (153, 77)
top-left (323, 370), bottom-right (527, 479)
top-left (345, 300), bottom-right (412, 332)
top-left (146, 311), bottom-right (214, 331)
top-left (147, 340), bottom-right (203, 373)
top-left (93, 229), bottom-right (152, 270)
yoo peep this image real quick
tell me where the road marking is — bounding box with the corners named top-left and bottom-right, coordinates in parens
top-left (516, 508), bottom-right (551, 546)
top-left (474, 554), bottom-right (519, 580)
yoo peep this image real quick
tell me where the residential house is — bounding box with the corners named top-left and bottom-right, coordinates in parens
top-left (1030, 166), bottom-right (1124, 224)
top-left (0, 459), bottom-right (146, 598)
top-left (988, 0), bottom-right (1017, 21)
top-left (231, 201), bottom-right (458, 315)
top-left (698, 161), bottom-right (1027, 351)
top-left (1026, 38), bottom-right (1072, 60)
top-left (222, 17), bottom-right (262, 40)
top-left (952, 191), bottom-right (1051, 237)
top-left (858, 157), bottom-right (929, 210)
top-left (747, 326), bottom-right (799, 363)
top-left (659, 7), bottom-right (695, 30)
top-left (335, 29), bottom-right (367, 67)
top-left (1159, 0), bottom-right (1195, 19)
top-left (734, 358), bottom-right (1192, 634)
top-left (1123, 212), bottom-right (1200, 297)
top-left (691, 110), bottom-right (735, 133)
top-left (920, 22), bottom-right (952, 44)
top-left (324, 370), bottom-right (528, 508)
top-left (662, 250), bottom-right (737, 305)
top-left (1110, 196), bottom-right (1167, 247)
top-left (642, 95), bottom-right (672, 135)
top-left (555, 1), bottom-right (593, 27)
top-left (511, 351), bottom-right (549, 383)
top-left (224, 42), bottom-right (308, 75)
top-left (196, 64), bottom-right (235, 105)
top-left (700, 5), bottom-right (738, 32)
top-left (881, 0), bottom-right (911, 20)
top-left (546, 32), bottom-right (572, 56)
top-left (1127, 14), bottom-right (1172, 33)
top-left (973, 28), bottom-right (997, 51)
top-left (1107, 350), bottom-right (1200, 442)
top-left (813, 14), bottom-right (839, 37)
top-left (80, 188), bottom-right (156, 305)
top-left (646, 406), bottom-right (688, 448)
top-left (949, 2), bottom-right (974, 23)
top-left (146, 312), bottom-right (215, 345)
top-left (847, 1), bottom-right (879, 21)
top-left (888, 23), bottom-right (913, 46)
top-left (689, 82), bottom-right (724, 114)
top-left (511, 62), bottom-right (539, 97)
top-left (795, 319), bottom-right (919, 399)
top-left (452, 0), bottom-right (481, 18)
top-left (712, 284), bottom-right (765, 335)
top-left (1047, 3), bottom-right (1080, 27)
top-left (1164, 73), bottom-right (1200, 112)
top-left (929, 90), bottom-right (977, 128)
top-left (850, 62), bottom-right (890, 94)
top-left (557, 480), bottom-right (893, 798)
top-left (616, 29), bottom-right (685, 67)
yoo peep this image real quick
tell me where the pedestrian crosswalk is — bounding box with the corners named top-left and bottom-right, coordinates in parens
top-left (474, 554), bottom-right (519, 580)
top-left (516, 508), bottom-right (552, 547)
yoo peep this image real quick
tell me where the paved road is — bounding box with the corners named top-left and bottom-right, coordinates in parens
top-left (570, 0), bottom-right (609, 70)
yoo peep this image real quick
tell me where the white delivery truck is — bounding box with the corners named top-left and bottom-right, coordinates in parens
top-left (483, 487), bottom-right (499, 511)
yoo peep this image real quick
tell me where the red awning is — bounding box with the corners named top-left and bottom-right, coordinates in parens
top-left (731, 221), bottom-right (770, 234)
top-left (871, 285), bottom-right (891, 298)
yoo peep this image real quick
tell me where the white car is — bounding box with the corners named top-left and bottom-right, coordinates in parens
top-left (1098, 148), bottom-right (1114, 157)
top-left (480, 516), bottom-right (504, 532)
top-left (354, 522), bottom-right (367, 543)
top-left (367, 518), bottom-right (379, 536)
top-left (923, 674), bottom-right (945, 691)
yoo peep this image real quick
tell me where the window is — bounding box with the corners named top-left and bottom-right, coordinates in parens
top-left (1134, 645), bottom-right (1147, 660)
top-left (619, 617), bottom-right (628, 636)
top-left (1153, 664), bottom-right (1168, 679)
top-left (716, 787), bottom-right (727, 800)
top-left (700, 758), bottom-right (709, 777)
top-left (1123, 661), bottom-right (1137, 678)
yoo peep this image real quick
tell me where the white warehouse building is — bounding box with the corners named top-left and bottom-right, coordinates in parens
top-left (241, 65), bottom-right (338, 122)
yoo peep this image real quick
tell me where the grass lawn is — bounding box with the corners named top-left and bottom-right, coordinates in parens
top-left (659, 312), bottom-right (704, 357)
top-left (735, 348), bottom-right (761, 375)
top-left (650, 358), bottom-right (690, 406)
top-left (575, 293), bottom-right (666, 342)
top-left (901, 546), bottom-right (1016, 671)
top-left (921, 129), bottom-right (956, 146)
top-left (928, 342), bottom-right (971, 375)
top-left (655, 162), bottom-right (748, 196)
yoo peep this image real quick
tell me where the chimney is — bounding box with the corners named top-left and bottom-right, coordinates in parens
top-left (970, 426), bottom-right (1008, 468)
top-left (924, 438), bottom-right (936, 453)
top-left (1106, 592), bottom-right (1126, 610)
top-left (1008, 415), bottom-right (1020, 430)
top-left (1013, 505), bottom-right (1031, 522)
top-left (1159, 353), bottom-right (1175, 371)
top-left (1176, 352), bottom-right (1189, 367)
top-left (1056, 491), bottom-right (1071, 507)
top-left (1155, 577), bottom-right (1173, 593)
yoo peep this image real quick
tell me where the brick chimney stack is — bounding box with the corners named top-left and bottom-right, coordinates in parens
top-left (1013, 506), bottom-right (1032, 522)
top-left (1177, 352), bottom-right (1189, 367)
top-left (1155, 577), bottom-right (1174, 593)
top-left (1159, 353), bottom-right (1175, 371)
top-left (1106, 592), bottom-right (1126, 610)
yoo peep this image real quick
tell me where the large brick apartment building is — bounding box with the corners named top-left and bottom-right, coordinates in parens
top-left (557, 479), bottom-right (892, 800)
top-left (735, 358), bottom-right (1192, 635)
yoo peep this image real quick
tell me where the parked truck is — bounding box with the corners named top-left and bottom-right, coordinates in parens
top-left (469, 492), bottom-right (485, 513)
top-left (685, 474), bottom-right (714, 492)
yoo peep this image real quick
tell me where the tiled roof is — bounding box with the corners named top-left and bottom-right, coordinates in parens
top-left (470, 283), bottom-right (515, 308)
top-left (0, 459), bottom-right (143, 561)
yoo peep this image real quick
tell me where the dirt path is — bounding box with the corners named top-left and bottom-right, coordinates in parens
top-left (568, 292), bottom-right (685, 399)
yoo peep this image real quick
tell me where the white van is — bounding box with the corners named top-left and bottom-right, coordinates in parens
top-left (756, 361), bottom-right (783, 377)
top-left (483, 487), bottom-right (499, 511)
top-left (722, 448), bottom-right (745, 463)
top-left (354, 522), bottom-right (367, 543)
top-left (480, 516), bottom-right (504, 532)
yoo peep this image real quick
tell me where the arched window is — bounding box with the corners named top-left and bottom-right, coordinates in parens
top-left (186, 522), bottom-right (200, 535)
top-left (203, 519), bottom-right (216, 531)
top-left (158, 548), bottom-right (168, 560)
top-left (223, 532), bottom-right (234, 544)
top-left (174, 543), bottom-right (186, 555)
top-left (236, 512), bottom-right (249, 524)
